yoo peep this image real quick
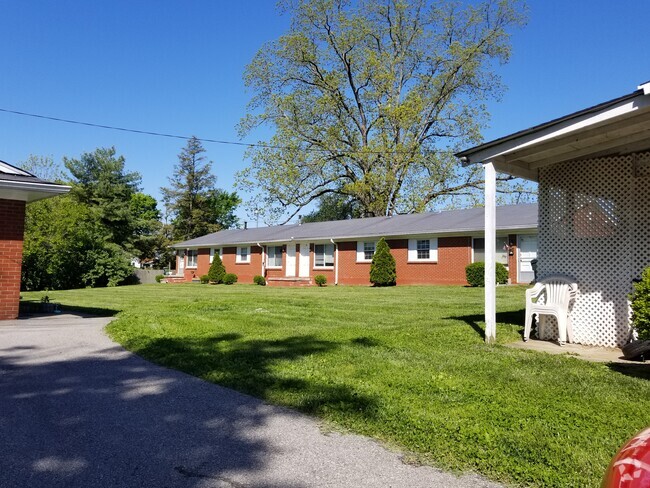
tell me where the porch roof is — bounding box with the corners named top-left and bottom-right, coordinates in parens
top-left (456, 81), bottom-right (650, 181)
top-left (0, 160), bottom-right (70, 202)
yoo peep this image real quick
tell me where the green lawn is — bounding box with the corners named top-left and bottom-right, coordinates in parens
top-left (22, 284), bottom-right (650, 487)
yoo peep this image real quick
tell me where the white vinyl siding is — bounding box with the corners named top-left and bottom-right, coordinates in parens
top-left (236, 246), bottom-right (250, 263)
top-left (186, 249), bottom-right (198, 268)
top-left (314, 243), bottom-right (334, 268)
top-left (356, 241), bottom-right (376, 262)
top-left (267, 245), bottom-right (283, 268)
top-left (407, 238), bottom-right (438, 262)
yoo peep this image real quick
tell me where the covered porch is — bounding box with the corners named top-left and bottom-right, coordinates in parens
top-left (457, 81), bottom-right (650, 347)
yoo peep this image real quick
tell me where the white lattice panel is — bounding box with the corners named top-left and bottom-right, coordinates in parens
top-left (537, 152), bottom-right (650, 347)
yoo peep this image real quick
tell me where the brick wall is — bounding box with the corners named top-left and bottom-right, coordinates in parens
top-left (0, 199), bottom-right (26, 320)
top-left (174, 234), bottom-right (529, 287)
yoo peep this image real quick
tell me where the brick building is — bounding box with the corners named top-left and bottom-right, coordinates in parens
top-left (171, 204), bottom-right (538, 286)
top-left (0, 161), bottom-right (69, 320)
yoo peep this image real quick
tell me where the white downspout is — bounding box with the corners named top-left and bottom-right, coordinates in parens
top-left (484, 161), bottom-right (497, 344)
top-left (330, 238), bottom-right (338, 285)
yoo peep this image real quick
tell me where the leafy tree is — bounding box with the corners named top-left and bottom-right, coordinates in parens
top-left (630, 267), bottom-right (650, 340)
top-left (162, 137), bottom-right (240, 241)
top-left (64, 147), bottom-right (141, 245)
top-left (369, 238), bottom-right (396, 286)
top-left (237, 0), bottom-right (530, 223)
top-left (130, 192), bottom-right (165, 262)
top-left (22, 194), bottom-right (132, 290)
top-left (207, 253), bottom-right (226, 284)
top-left (19, 155), bottom-right (68, 183)
top-left (302, 193), bottom-right (362, 222)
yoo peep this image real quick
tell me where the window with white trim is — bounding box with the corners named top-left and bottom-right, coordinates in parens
top-left (209, 247), bottom-right (221, 263)
top-left (314, 243), bottom-right (334, 268)
top-left (472, 237), bottom-right (509, 265)
top-left (236, 246), bottom-right (250, 263)
top-left (187, 249), bottom-right (198, 268)
top-left (267, 245), bottom-right (283, 268)
top-left (356, 241), bottom-right (376, 262)
top-left (407, 238), bottom-right (438, 262)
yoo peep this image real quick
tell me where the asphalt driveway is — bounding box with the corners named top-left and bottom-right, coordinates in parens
top-left (0, 313), bottom-right (501, 488)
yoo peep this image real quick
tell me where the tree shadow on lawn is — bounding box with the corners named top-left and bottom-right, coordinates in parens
top-left (19, 301), bottom-right (120, 318)
top-left (133, 333), bottom-right (378, 419)
top-left (443, 310), bottom-right (525, 339)
top-left (607, 362), bottom-right (650, 380)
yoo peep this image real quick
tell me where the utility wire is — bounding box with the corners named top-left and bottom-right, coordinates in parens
top-left (0, 106), bottom-right (435, 156)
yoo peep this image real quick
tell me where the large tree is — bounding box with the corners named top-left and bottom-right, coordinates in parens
top-left (237, 0), bottom-right (530, 223)
top-left (64, 147), bottom-right (142, 245)
top-left (162, 137), bottom-right (240, 241)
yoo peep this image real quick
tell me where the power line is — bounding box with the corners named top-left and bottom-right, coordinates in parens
top-left (0, 106), bottom-right (437, 156)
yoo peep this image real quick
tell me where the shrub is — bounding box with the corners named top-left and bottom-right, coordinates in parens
top-left (155, 274), bottom-right (165, 283)
top-left (207, 253), bottom-right (226, 284)
top-left (314, 275), bottom-right (327, 287)
top-left (223, 273), bottom-right (238, 285)
top-left (253, 275), bottom-right (266, 286)
top-left (200, 275), bottom-right (209, 284)
top-left (465, 262), bottom-right (509, 287)
top-left (370, 237), bottom-right (396, 286)
top-left (630, 267), bottom-right (650, 340)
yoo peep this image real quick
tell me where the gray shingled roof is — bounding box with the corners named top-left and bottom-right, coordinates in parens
top-left (172, 203), bottom-right (538, 248)
top-left (0, 160), bottom-right (60, 185)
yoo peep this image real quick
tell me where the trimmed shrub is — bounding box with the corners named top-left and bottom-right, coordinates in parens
top-left (207, 253), bottom-right (226, 284)
top-left (155, 274), bottom-right (164, 283)
top-left (314, 274), bottom-right (327, 287)
top-left (630, 266), bottom-right (650, 340)
top-left (370, 237), bottom-right (396, 286)
top-left (465, 262), bottom-right (509, 287)
top-left (199, 275), bottom-right (209, 284)
top-left (253, 275), bottom-right (266, 286)
top-left (223, 273), bottom-right (238, 285)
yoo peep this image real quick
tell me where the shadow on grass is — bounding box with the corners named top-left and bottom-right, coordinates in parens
top-left (19, 301), bottom-right (120, 318)
top-left (444, 310), bottom-right (525, 339)
top-left (132, 333), bottom-right (378, 419)
top-left (608, 362), bottom-right (650, 380)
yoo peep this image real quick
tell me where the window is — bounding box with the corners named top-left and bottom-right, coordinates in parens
top-left (236, 246), bottom-right (250, 263)
top-left (187, 250), bottom-right (198, 268)
top-left (408, 238), bottom-right (438, 262)
top-left (473, 237), bottom-right (509, 265)
top-left (356, 241), bottom-right (376, 262)
top-left (267, 245), bottom-right (283, 268)
top-left (209, 248), bottom-right (221, 263)
top-left (314, 243), bottom-right (334, 267)
top-left (416, 240), bottom-right (430, 259)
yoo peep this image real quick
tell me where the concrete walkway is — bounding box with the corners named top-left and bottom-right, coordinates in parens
top-left (0, 314), bottom-right (501, 488)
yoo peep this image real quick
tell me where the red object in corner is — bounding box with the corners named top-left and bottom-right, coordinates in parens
top-left (602, 427), bottom-right (650, 488)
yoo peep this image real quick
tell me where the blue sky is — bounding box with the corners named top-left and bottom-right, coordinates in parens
top-left (0, 1), bottom-right (648, 223)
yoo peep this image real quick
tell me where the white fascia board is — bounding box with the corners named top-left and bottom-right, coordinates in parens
top-left (638, 81), bottom-right (650, 95)
top-left (463, 93), bottom-right (650, 166)
top-left (0, 181), bottom-right (70, 202)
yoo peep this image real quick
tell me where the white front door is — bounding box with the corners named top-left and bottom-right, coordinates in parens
top-left (286, 243), bottom-right (297, 277)
top-left (299, 242), bottom-right (310, 277)
top-left (178, 251), bottom-right (185, 274)
top-left (518, 235), bottom-right (537, 284)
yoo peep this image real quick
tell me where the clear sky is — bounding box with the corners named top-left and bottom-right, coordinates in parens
top-left (0, 1), bottom-right (648, 224)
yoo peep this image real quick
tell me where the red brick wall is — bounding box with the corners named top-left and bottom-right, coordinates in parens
top-left (0, 199), bottom-right (26, 320)
top-left (175, 234), bottom-right (526, 286)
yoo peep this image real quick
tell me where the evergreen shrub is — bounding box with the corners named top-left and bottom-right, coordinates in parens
top-left (314, 275), bottom-right (327, 287)
top-left (465, 262), bottom-right (509, 287)
top-left (155, 274), bottom-right (165, 283)
top-left (369, 237), bottom-right (396, 286)
top-left (223, 273), bottom-right (238, 285)
top-left (254, 275), bottom-right (266, 286)
top-left (200, 275), bottom-right (209, 284)
top-left (207, 253), bottom-right (226, 284)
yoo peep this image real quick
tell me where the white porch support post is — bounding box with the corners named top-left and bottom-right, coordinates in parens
top-left (484, 161), bottom-right (497, 343)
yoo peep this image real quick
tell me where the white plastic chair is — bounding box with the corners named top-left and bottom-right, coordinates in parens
top-left (524, 275), bottom-right (578, 345)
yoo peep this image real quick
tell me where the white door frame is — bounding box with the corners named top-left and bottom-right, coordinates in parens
top-left (517, 234), bottom-right (538, 283)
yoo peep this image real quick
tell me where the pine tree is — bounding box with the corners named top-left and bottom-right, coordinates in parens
top-left (369, 238), bottom-right (396, 287)
top-left (207, 253), bottom-right (226, 284)
top-left (161, 137), bottom-right (240, 241)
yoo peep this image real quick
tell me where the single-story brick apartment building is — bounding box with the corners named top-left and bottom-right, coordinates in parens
top-left (171, 204), bottom-right (538, 286)
top-left (0, 161), bottom-right (69, 320)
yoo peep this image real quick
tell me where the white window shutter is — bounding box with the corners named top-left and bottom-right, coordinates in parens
top-left (209, 248), bottom-right (214, 263)
top-left (408, 239), bottom-right (417, 261)
top-left (430, 238), bottom-right (438, 261)
top-left (356, 241), bottom-right (365, 261)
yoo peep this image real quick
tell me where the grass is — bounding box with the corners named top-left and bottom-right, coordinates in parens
top-left (22, 284), bottom-right (650, 487)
